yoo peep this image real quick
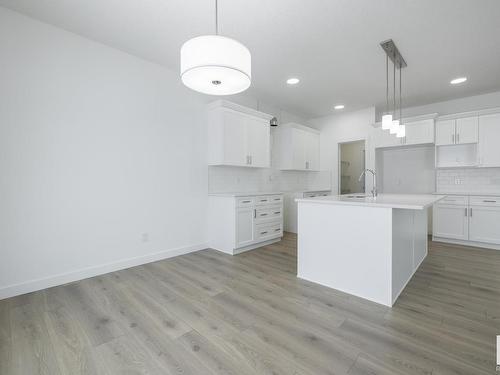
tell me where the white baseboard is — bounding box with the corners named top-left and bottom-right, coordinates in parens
top-left (0, 242), bottom-right (208, 300)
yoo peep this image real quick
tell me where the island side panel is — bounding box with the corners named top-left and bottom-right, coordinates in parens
top-left (391, 208), bottom-right (429, 304)
top-left (297, 202), bottom-right (393, 306)
top-left (413, 208), bottom-right (428, 268)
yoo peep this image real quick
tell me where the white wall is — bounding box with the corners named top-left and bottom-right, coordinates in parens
top-left (0, 8), bottom-right (209, 298)
top-left (309, 107), bottom-right (376, 194)
top-left (376, 90), bottom-right (500, 121)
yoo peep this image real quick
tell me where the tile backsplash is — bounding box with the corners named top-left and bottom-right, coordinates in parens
top-left (208, 166), bottom-right (331, 194)
top-left (436, 168), bottom-right (500, 194)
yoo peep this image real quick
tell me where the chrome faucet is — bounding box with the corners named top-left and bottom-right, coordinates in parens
top-left (359, 169), bottom-right (377, 198)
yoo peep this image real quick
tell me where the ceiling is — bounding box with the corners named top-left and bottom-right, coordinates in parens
top-left (2, 0), bottom-right (500, 118)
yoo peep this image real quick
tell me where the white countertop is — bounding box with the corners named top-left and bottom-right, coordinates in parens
top-left (209, 191), bottom-right (283, 197)
top-left (296, 194), bottom-right (446, 210)
top-left (435, 191), bottom-right (500, 197)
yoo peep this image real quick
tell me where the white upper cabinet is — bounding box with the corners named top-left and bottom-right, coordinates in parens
top-left (435, 119), bottom-right (456, 145)
top-left (220, 109), bottom-right (247, 165)
top-left (207, 101), bottom-right (271, 168)
top-left (456, 116), bottom-right (478, 144)
top-left (372, 118), bottom-right (434, 148)
top-left (246, 116), bottom-right (271, 167)
top-left (403, 120), bottom-right (435, 145)
top-left (372, 127), bottom-right (400, 148)
top-left (435, 116), bottom-right (478, 146)
top-left (304, 130), bottom-right (320, 170)
top-left (478, 113), bottom-right (500, 167)
top-left (275, 123), bottom-right (320, 171)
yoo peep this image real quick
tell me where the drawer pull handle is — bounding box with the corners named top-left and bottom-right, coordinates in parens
top-left (274, 212), bottom-right (281, 214)
top-left (260, 231), bottom-right (268, 235)
top-left (260, 213), bottom-right (268, 216)
top-left (275, 228), bottom-right (281, 232)
top-left (260, 200), bottom-right (267, 202)
top-left (483, 200), bottom-right (497, 203)
top-left (464, 208), bottom-right (467, 217)
top-left (274, 198), bottom-right (281, 200)
top-left (242, 200), bottom-right (251, 203)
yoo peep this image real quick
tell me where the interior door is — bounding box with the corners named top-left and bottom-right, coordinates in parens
top-left (236, 208), bottom-right (254, 247)
top-left (456, 116), bottom-right (478, 144)
top-left (469, 206), bottom-right (500, 244)
top-left (435, 120), bottom-right (456, 146)
top-left (433, 204), bottom-right (468, 240)
top-left (246, 116), bottom-right (270, 167)
top-left (223, 110), bottom-right (247, 165)
top-left (478, 114), bottom-right (500, 167)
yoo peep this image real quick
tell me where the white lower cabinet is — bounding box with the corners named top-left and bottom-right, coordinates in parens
top-left (469, 197), bottom-right (500, 244)
top-left (209, 194), bottom-right (283, 255)
top-left (235, 207), bottom-right (255, 247)
top-left (433, 195), bottom-right (500, 249)
top-left (433, 204), bottom-right (468, 240)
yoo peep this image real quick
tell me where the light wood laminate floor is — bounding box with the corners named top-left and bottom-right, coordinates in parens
top-left (1, 233), bottom-right (499, 374)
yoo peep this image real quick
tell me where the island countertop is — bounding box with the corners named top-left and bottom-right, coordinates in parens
top-left (296, 193), bottom-right (445, 210)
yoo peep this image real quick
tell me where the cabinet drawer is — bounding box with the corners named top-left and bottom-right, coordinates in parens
top-left (437, 195), bottom-right (468, 206)
top-left (255, 196), bottom-right (272, 205)
top-left (255, 222), bottom-right (282, 240)
top-left (469, 196), bottom-right (500, 207)
top-left (255, 205), bottom-right (283, 221)
top-left (269, 195), bottom-right (283, 204)
top-left (236, 197), bottom-right (255, 207)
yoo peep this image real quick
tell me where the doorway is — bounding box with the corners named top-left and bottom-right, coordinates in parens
top-left (339, 140), bottom-right (366, 194)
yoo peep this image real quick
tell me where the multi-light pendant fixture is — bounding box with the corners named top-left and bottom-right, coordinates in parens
top-left (381, 40), bottom-right (406, 138)
top-left (180, 0), bottom-right (251, 95)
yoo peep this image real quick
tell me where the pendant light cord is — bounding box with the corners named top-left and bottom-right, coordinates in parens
top-left (215, 0), bottom-right (219, 35)
top-left (393, 56), bottom-right (396, 118)
top-left (386, 55), bottom-right (389, 114)
top-left (399, 62), bottom-right (402, 122)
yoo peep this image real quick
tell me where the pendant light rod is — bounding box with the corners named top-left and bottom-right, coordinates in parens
top-left (399, 62), bottom-right (402, 121)
top-left (215, 0), bottom-right (219, 35)
top-left (386, 55), bottom-right (389, 114)
top-left (393, 56), bottom-right (396, 117)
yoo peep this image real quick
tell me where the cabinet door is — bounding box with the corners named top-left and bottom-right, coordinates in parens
top-left (373, 127), bottom-right (399, 148)
top-left (235, 208), bottom-right (254, 247)
top-left (404, 120), bottom-right (434, 145)
top-left (246, 116), bottom-right (270, 167)
top-left (469, 206), bottom-right (500, 244)
top-left (305, 131), bottom-right (320, 170)
top-left (456, 116), bottom-right (478, 144)
top-left (478, 114), bottom-right (500, 167)
top-left (222, 110), bottom-right (248, 165)
top-left (433, 204), bottom-right (468, 240)
top-left (435, 120), bottom-right (456, 145)
top-left (291, 128), bottom-right (307, 170)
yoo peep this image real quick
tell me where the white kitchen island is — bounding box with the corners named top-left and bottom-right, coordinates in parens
top-left (296, 194), bottom-right (445, 306)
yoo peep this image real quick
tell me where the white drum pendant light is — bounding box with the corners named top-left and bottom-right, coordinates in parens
top-left (180, 0), bottom-right (251, 95)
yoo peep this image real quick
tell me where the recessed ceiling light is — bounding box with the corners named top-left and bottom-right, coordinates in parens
top-left (286, 78), bottom-right (300, 85)
top-left (334, 104), bottom-right (345, 110)
top-left (450, 77), bottom-right (467, 85)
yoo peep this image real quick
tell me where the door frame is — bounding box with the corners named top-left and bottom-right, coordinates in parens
top-left (337, 138), bottom-right (367, 195)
